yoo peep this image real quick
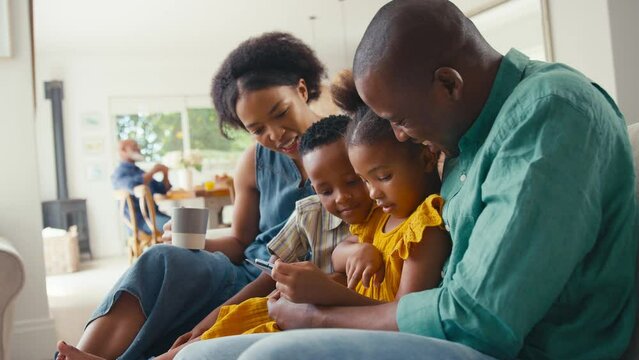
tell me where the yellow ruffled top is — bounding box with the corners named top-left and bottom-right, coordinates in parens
top-left (351, 194), bottom-right (444, 302)
top-left (200, 193), bottom-right (444, 340)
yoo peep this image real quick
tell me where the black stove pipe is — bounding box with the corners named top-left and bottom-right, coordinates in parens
top-left (44, 80), bottom-right (68, 200)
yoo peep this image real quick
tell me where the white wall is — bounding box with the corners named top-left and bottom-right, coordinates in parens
top-left (33, 0), bottom-right (639, 258)
top-left (0, 1), bottom-right (57, 358)
top-left (33, 0), bottom-right (390, 258)
top-left (548, 0), bottom-right (639, 126)
top-left (471, 0), bottom-right (546, 61)
top-left (547, 0), bottom-right (617, 98)
top-left (608, 0), bottom-right (639, 125)
top-left (35, 53), bottom-right (227, 257)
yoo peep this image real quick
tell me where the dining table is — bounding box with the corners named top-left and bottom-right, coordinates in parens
top-left (155, 185), bottom-right (233, 229)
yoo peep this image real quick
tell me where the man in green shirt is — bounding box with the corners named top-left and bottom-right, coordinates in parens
top-left (175, 1), bottom-right (637, 359)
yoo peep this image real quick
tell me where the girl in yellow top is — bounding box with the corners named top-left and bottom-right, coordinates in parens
top-left (195, 70), bottom-right (451, 342)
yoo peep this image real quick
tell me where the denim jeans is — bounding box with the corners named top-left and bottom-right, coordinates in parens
top-left (175, 329), bottom-right (496, 360)
top-left (88, 245), bottom-right (255, 359)
top-left (139, 212), bottom-right (171, 235)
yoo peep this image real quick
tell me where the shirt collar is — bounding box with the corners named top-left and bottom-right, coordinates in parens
top-left (324, 210), bottom-right (345, 231)
top-left (458, 49), bottom-right (529, 152)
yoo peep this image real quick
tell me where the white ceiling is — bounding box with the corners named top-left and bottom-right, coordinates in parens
top-left (34, 1), bottom-right (372, 53)
top-left (33, 0), bottom-right (498, 77)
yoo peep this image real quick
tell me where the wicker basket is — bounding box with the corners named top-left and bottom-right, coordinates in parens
top-left (42, 226), bottom-right (80, 275)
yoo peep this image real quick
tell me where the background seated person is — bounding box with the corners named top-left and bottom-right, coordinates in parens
top-left (112, 139), bottom-right (172, 234)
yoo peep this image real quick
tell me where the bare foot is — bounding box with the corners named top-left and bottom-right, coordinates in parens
top-left (56, 341), bottom-right (106, 360)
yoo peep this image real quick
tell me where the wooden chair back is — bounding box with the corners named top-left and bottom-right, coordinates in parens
top-left (133, 184), bottom-right (162, 245)
top-left (113, 189), bottom-right (150, 263)
top-left (216, 174), bottom-right (235, 204)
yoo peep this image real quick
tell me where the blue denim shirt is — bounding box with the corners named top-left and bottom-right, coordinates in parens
top-left (111, 161), bottom-right (168, 223)
top-left (241, 144), bottom-right (315, 278)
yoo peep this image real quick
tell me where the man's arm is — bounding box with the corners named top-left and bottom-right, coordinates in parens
top-left (147, 165), bottom-right (172, 195)
top-left (142, 164), bottom-right (168, 185)
top-left (268, 297), bottom-right (398, 331)
top-left (397, 97), bottom-right (613, 359)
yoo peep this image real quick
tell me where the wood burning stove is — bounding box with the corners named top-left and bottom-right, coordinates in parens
top-left (42, 81), bottom-right (92, 259)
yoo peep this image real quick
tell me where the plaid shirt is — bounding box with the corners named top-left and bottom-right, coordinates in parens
top-left (267, 195), bottom-right (349, 273)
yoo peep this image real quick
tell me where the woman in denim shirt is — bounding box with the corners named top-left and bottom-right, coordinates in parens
top-left (56, 32), bottom-right (324, 360)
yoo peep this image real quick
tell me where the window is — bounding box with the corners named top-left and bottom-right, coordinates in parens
top-left (111, 96), bottom-right (252, 185)
top-left (471, 0), bottom-right (548, 61)
top-left (186, 107), bottom-right (252, 172)
top-left (116, 112), bottom-right (183, 162)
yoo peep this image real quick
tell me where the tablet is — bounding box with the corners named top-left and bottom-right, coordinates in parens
top-left (245, 258), bottom-right (274, 275)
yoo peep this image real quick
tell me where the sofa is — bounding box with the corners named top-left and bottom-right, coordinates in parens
top-left (0, 237), bottom-right (25, 360)
top-left (624, 122), bottom-right (639, 360)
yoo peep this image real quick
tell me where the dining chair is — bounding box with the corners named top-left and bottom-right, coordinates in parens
top-left (113, 189), bottom-right (152, 263)
top-left (133, 184), bottom-right (163, 246)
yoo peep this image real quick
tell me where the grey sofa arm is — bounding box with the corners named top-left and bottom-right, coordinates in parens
top-left (0, 237), bottom-right (25, 360)
top-left (623, 123), bottom-right (639, 360)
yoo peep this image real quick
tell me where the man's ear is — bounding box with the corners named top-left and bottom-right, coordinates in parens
top-left (297, 78), bottom-right (309, 102)
top-left (433, 67), bottom-right (463, 101)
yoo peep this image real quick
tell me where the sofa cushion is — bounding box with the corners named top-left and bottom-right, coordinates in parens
top-left (624, 122), bottom-right (639, 359)
top-left (0, 237), bottom-right (25, 360)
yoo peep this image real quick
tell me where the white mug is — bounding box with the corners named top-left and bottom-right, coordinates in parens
top-left (171, 207), bottom-right (209, 250)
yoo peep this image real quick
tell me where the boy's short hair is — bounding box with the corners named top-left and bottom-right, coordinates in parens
top-left (299, 115), bottom-right (351, 156)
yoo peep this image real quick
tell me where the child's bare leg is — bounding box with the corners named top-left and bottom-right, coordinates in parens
top-left (69, 292), bottom-right (146, 359)
top-left (155, 337), bottom-right (201, 360)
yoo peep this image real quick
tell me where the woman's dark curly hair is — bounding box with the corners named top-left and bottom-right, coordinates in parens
top-left (212, 32), bottom-right (326, 138)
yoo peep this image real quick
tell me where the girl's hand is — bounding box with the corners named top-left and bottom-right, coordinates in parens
top-left (328, 272), bottom-right (347, 286)
top-left (345, 243), bottom-right (385, 289)
top-left (267, 289), bottom-right (281, 300)
top-left (271, 260), bottom-right (337, 305)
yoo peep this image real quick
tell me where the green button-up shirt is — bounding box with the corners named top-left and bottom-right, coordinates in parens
top-left (397, 49), bottom-right (637, 359)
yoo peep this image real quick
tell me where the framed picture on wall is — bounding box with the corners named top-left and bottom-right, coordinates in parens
top-left (0, 0), bottom-right (10, 58)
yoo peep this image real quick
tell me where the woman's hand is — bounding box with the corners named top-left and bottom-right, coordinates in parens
top-left (345, 243), bottom-right (385, 289)
top-left (267, 296), bottom-right (318, 330)
top-left (160, 221), bottom-right (173, 244)
top-left (271, 260), bottom-right (339, 305)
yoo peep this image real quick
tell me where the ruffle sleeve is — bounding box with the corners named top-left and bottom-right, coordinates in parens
top-left (394, 194), bottom-right (445, 259)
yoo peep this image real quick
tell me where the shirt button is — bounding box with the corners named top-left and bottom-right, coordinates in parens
top-left (460, 174), bottom-right (467, 182)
